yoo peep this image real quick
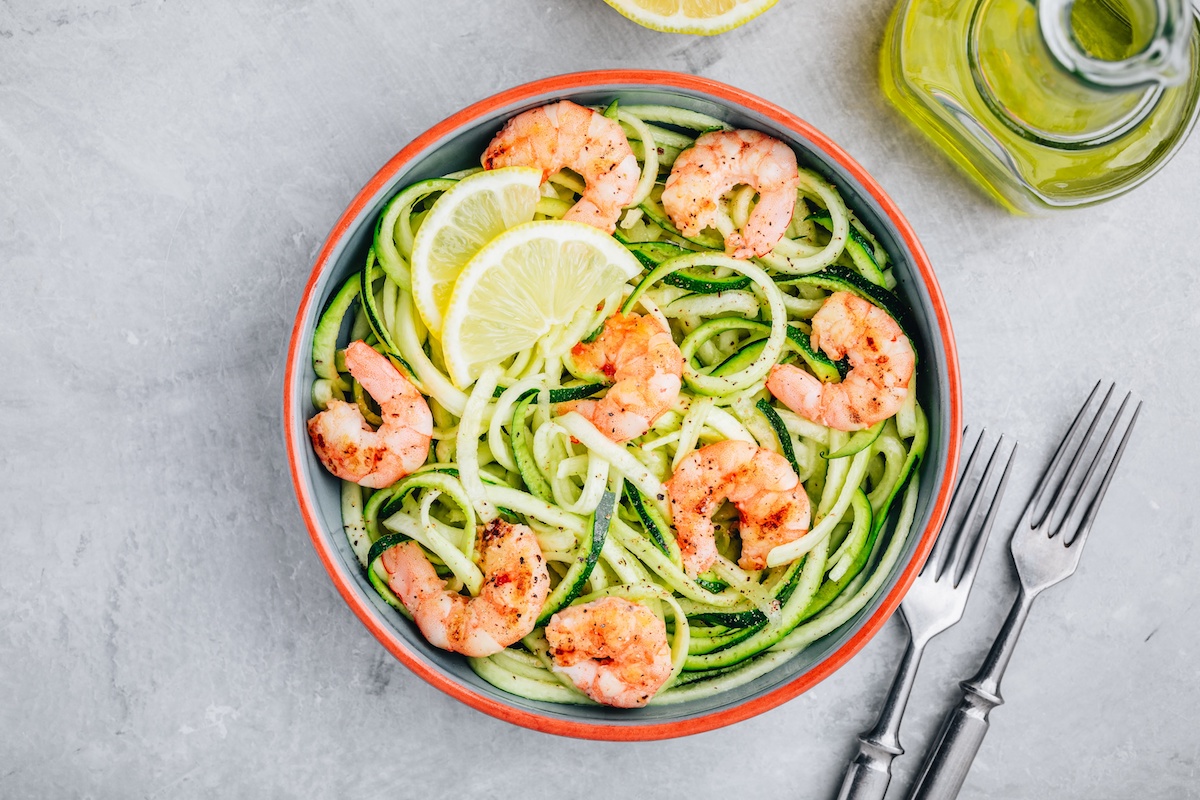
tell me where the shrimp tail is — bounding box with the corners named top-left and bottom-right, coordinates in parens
top-left (562, 197), bottom-right (614, 232)
top-left (766, 363), bottom-right (825, 423)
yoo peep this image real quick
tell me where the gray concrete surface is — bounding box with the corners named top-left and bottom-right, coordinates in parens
top-left (2, 1), bottom-right (1197, 797)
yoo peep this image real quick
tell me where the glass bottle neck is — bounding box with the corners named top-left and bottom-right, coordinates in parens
top-left (1039, 0), bottom-right (1192, 89)
top-left (968, 0), bottom-right (1196, 146)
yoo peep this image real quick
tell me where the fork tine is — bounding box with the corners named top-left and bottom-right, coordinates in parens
top-left (1025, 381), bottom-right (1102, 526)
top-left (1062, 395), bottom-right (1141, 548)
top-left (1029, 381), bottom-right (1113, 531)
top-left (926, 427), bottom-right (987, 577)
top-left (938, 433), bottom-right (1003, 582)
top-left (952, 438), bottom-right (1018, 588)
top-left (957, 424), bottom-right (973, 477)
top-left (1043, 384), bottom-right (1119, 538)
top-left (1053, 390), bottom-right (1131, 540)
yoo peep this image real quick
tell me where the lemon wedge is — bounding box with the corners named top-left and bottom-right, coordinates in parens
top-left (410, 166), bottom-right (542, 337)
top-left (602, 0), bottom-right (778, 34)
top-left (440, 220), bottom-right (642, 388)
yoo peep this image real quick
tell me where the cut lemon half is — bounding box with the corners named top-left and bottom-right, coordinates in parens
top-left (602, 0), bottom-right (778, 34)
top-left (440, 220), bottom-right (642, 388)
top-left (410, 166), bottom-right (542, 337)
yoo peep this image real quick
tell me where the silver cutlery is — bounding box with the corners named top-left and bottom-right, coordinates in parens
top-left (907, 383), bottom-right (1142, 800)
top-left (836, 429), bottom-right (1017, 800)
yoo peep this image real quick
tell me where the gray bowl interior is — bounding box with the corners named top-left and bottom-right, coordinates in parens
top-left (287, 83), bottom-right (955, 732)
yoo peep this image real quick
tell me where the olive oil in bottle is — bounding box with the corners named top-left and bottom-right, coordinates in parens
top-left (881, 0), bottom-right (1200, 212)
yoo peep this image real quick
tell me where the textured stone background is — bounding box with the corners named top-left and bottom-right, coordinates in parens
top-left (2, 1), bottom-right (1197, 797)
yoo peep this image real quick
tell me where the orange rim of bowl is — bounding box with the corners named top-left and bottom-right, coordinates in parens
top-left (284, 69), bottom-right (963, 741)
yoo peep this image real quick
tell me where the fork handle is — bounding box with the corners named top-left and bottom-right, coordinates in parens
top-left (905, 684), bottom-right (998, 800)
top-left (835, 745), bottom-right (900, 800)
top-left (835, 635), bottom-right (926, 800)
top-left (907, 590), bottom-right (1037, 799)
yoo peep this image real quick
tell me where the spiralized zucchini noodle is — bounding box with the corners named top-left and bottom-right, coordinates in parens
top-left (309, 101), bottom-right (928, 706)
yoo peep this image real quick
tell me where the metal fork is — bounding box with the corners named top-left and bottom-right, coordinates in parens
top-left (907, 383), bottom-right (1142, 800)
top-left (835, 429), bottom-right (1018, 800)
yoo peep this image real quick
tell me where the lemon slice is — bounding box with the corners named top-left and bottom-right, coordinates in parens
top-left (440, 220), bottom-right (642, 388)
top-left (602, 0), bottom-right (778, 34)
top-left (410, 166), bottom-right (542, 337)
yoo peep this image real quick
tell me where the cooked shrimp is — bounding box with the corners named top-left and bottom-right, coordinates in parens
top-left (661, 129), bottom-right (800, 259)
top-left (665, 440), bottom-right (811, 576)
top-left (545, 597), bottom-right (673, 708)
top-left (560, 312), bottom-right (684, 443)
top-left (481, 100), bottom-right (638, 234)
top-left (767, 292), bottom-right (914, 432)
top-left (307, 340), bottom-right (432, 488)
top-left (380, 519), bottom-right (550, 658)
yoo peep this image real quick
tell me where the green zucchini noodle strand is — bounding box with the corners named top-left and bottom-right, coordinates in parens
top-left (758, 169), bottom-right (851, 275)
top-left (488, 376), bottom-right (546, 473)
top-left (375, 178), bottom-right (456, 290)
top-left (766, 443), bottom-right (873, 567)
top-left (457, 366), bottom-right (502, 526)
top-left (395, 293), bottom-right (467, 415)
top-left (625, 252), bottom-right (788, 396)
top-left (342, 481), bottom-right (369, 567)
top-left (380, 472), bottom-right (483, 595)
top-left (553, 436), bottom-right (611, 516)
top-left (703, 404), bottom-right (757, 444)
top-left (663, 290), bottom-right (760, 320)
top-left (607, 518), bottom-right (743, 607)
top-left (776, 474), bottom-right (920, 650)
top-left (616, 110), bottom-right (659, 208)
top-left (309, 101), bottom-right (930, 707)
top-left (671, 396), bottom-right (712, 472)
top-left (619, 105), bottom-right (732, 132)
top-left (558, 412), bottom-right (667, 512)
